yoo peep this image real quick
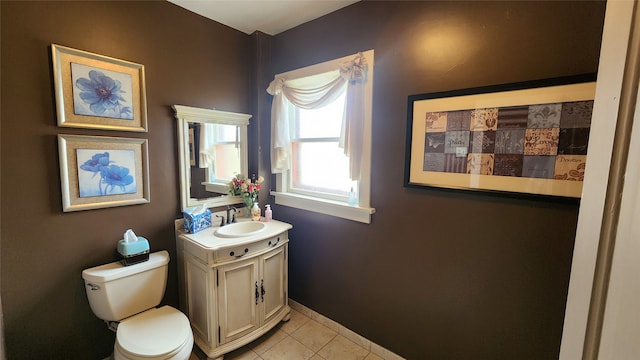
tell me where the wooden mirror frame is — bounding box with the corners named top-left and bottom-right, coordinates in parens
top-left (173, 105), bottom-right (251, 211)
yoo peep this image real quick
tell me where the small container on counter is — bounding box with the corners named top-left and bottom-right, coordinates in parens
top-left (251, 202), bottom-right (261, 221)
top-left (264, 204), bottom-right (272, 222)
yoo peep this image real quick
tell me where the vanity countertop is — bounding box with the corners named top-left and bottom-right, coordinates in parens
top-left (176, 218), bottom-right (292, 250)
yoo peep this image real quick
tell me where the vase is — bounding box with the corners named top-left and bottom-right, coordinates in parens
top-left (244, 198), bottom-right (255, 217)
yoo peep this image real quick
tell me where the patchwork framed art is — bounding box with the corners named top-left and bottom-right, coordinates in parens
top-left (404, 74), bottom-right (596, 198)
top-left (51, 44), bottom-right (148, 132)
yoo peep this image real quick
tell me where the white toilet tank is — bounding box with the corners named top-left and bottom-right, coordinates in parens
top-left (82, 250), bottom-right (170, 322)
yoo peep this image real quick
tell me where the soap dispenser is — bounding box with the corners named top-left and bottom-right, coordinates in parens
top-left (264, 204), bottom-right (272, 222)
top-left (251, 202), bottom-right (261, 221)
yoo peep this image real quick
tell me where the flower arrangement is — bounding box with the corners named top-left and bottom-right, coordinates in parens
top-left (229, 174), bottom-right (264, 212)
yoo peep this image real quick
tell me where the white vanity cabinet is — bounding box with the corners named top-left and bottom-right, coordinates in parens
top-left (175, 219), bottom-right (292, 360)
top-left (217, 244), bottom-right (287, 344)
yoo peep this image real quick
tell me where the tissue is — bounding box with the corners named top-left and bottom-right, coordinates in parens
top-left (117, 229), bottom-right (150, 266)
top-left (124, 229), bottom-right (137, 243)
top-left (183, 205), bottom-right (212, 233)
top-left (191, 204), bottom-right (208, 216)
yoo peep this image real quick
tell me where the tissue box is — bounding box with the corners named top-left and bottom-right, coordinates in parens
top-left (183, 207), bottom-right (212, 233)
top-left (117, 236), bottom-right (150, 266)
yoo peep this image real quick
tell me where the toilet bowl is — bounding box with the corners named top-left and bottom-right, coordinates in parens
top-left (113, 306), bottom-right (193, 360)
top-left (82, 250), bottom-right (193, 360)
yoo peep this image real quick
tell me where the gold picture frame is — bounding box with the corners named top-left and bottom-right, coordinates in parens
top-left (405, 75), bottom-right (596, 198)
top-left (51, 44), bottom-right (148, 132)
top-left (58, 134), bottom-right (150, 212)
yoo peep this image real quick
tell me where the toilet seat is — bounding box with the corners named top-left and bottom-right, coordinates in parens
top-left (115, 305), bottom-right (192, 359)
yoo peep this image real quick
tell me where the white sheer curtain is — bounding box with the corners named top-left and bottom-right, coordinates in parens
top-left (199, 123), bottom-right (217, 182)
top-left (267, 52), bottom-right (368, 180)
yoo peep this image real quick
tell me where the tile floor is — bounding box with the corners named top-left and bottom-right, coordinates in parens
top-left (189, 309), bottom-right (384, 360)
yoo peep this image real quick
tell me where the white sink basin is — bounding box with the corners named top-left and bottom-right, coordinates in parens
top-left (214, 221), bottom-right (266, 238)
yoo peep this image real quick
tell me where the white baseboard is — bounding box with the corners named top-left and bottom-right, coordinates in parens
top-left (288, 299), bottom-right (405, 360)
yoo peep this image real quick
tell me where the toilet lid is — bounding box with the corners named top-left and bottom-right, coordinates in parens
top-left (116, 306), bottom-right (191, 358)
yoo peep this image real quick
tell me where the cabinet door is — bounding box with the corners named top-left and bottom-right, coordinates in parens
top-left (185, 255), bottom-right (212, 345)
top-left (217, 257), bottom-right (259, 344)
top-left (261, 244), bottom-right (287, 324)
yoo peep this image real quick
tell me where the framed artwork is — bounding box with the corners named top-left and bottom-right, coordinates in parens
top-left (51, 44), bottom-right (148, 132)
top-left (58, 134), bottom-right (150, 212)
top-left (405, 75), bottom-right (597, 198)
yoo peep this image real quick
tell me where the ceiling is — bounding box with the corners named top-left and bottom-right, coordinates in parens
top-left (167, 0), bottom-right (360, 35)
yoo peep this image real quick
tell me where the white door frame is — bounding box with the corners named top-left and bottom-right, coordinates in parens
top-left (560, 0), bottom-right (640, 358)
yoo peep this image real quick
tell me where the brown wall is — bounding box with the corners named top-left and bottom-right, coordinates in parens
top-left (265, 1), bottom-right (605, 359)
top-left (1, 0), bottom-right (607, 359)
top-left (0, 1), bottom-right (251, 358)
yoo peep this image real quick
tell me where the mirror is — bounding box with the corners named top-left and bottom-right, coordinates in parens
top-left (173, 105), bottom-right (251, 211)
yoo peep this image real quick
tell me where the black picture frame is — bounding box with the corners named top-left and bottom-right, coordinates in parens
top-left (404, 74), bottom-right (597, 198)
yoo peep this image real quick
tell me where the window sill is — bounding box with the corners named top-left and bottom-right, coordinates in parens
top-left (271, 191), bottom-right (375, 224)
top-left (204, 182), bottom-right (229, 194)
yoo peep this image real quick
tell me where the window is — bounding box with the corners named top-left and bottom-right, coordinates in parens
top-left (292, 91), bottom-right (356, 201)
top-left (200, 123), bottom-right (242, 183)
top-left (196, 122), bottom-right (244, 195)
top-left (267, 50), bottom-right (375, 223)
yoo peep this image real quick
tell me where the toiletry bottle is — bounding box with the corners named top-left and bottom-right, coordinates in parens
top-left (251, 202), bottom-right (261, 221)
top-left (348, 187), bottom-right (357, 206)
top-left (265, 204), bottom-right (272, 222)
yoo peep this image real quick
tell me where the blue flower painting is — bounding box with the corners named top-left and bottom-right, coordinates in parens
top-left (77, 149), bottom-right (137, 197)
top-left (79, 152), bottom-right (111, 173)
top-left (71, 63), bottom-right (134, 120)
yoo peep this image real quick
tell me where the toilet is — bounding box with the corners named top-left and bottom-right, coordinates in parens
top-left (82, 250), bottom-right (193, 360)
